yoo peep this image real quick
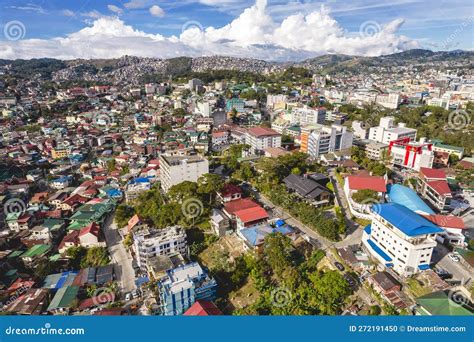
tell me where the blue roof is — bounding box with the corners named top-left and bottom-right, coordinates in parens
top-left (366, 239), bottom-right (392, 262)
top-left (371, 203), bottom-right (443, 237)
top-left (240, 224), bottom-right (294, 247)
top-left (418, 264), bottom-right (430, 270)
top-left (128, 177), bottom-right (150, 185)
top-left (364, 224), bottom-right (371, 234)
top-left (275, 219), bottom-right (285, 227)
top-left (387, 184), bottom-right (435, 215)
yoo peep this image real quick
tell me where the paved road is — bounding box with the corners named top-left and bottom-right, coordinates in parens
top-left (433, 245), bottom-right (472, 285)
top-left (102, 214), bottom-right (136, 294)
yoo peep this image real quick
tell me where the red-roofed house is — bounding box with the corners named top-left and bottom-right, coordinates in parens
top-left (245, 127), bottom-right (281, 154)
top-left (223, 198), bottom-right (260, 218)
top-left (183, 300), bottom-right (223, 316)
top-left (343, 175), bottom-right (388, 219)
top-left (58, 230), bottom-right (80, 254)
top-left (234, 206), bottom-right (269, 230)
top-left (78, 222), bottom-right (104, 248)
top-left (217, 183), bottom-right (242, 203)
top-left (423, 214), bottom-right (466, 246)
top-left (417, 168), bottom-right (452, 213)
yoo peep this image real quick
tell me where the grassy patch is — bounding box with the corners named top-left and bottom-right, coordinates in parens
top-left (406, 278), bottom-right (431, 298)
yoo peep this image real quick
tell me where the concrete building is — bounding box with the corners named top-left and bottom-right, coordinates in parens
top-left (362, 203), bottom-right (443, 276)
top-left (158, 262), bottom-right (217, 316)
top-left (291, 107), bottom-right (326, 126)
top-left (369, 117), bottom-right (417, 144)
top-left (244, 127), bottom-right (281, 154)
top-left (416, 168), bottom-right (452, 213)
top-left (375, 93), bottom-right (400, 109)
top-left (159, 154), bottom-right (209, 193)
top-left (306, 124), bottom-right (353, 159)
top-left (133, 225), bottom-right (188, 268)
top-left (352, 121), bottom-right (370, 139)
top-left (388, 138), bottom-right (434, 171)
top-left (366, 141), bottom-right (389, 161)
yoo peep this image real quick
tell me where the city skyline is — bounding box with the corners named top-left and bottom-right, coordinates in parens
top-left (0, 0), bottom-right (473, 61)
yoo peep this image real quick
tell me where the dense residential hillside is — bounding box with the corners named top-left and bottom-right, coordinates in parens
top-left (0, 50), bottom-right (472, 85)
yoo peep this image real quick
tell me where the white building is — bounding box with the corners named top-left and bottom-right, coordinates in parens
top-left (133, 225), bottom-right (188, 268)
top-left (160, 154), bottom-right (209, 193)
top-left (291, 107), bottom-right (326, 126)
top-left (388, 139), bottom-right (434, 171)
top-left (369, 117), bottom-right (417, 144)
top-left (266, 94), bottom-right (288, 109)
top-left (196, 101), bottom-right (212, 117)
top-left (351, 120), bottom-right (369, 139)
top-left (375, 93), bottom-right (400, 109)
top-left (244, 127), bottom-right (281, 154)
top-left (362, 203), bottom-right (443, 276)
top-left (307, 124), bottom-right (353, 159)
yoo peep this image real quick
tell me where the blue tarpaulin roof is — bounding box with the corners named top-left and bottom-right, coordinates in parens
top-left (275, 219), bottom-right (285, 227)
top-left (387, 184), bottom-right (435, 215)
top-left (371, 203), bottom-right (443, 237)
top-left (418, 263), bottom-right (430, 270)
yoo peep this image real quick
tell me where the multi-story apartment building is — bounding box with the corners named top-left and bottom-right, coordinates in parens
top-left (369, 117), bottom-right (417, 144)
top-left (290, 107), bottom-right (326, 126)
top-left (306, 124), bottom-right (353, 159)
top-left (416, 167), bottom-right (452, 213)
top-left (375, 93), bottom-right (400, 109)
top-left (365, 141), bottom-right (389, 161)
top-left (158, 262), bottom-right (217, 316)
top-left (362, 203), bottom-right (443, 276)
top-left (159, 154), bottom-right (209, 193)
top-left (244, 127), bottom-right (281, 154)
top-left (133, 225), bottom-right (188, 268)
top-left (388, 138), bottom-right (434, 171)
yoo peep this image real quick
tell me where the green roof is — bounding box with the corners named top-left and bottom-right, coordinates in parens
top-left (21, 244), bottom-right (51, 258)
top-left (432, 141), bottom-right (464, 153)
top-left (7, 250), bottom-right (24, 258)
top-left (42, 218), bottom-right (65, 231)
top-left (416, 291), bottom-right (473, 316)
top-left (47, 286), bottom-right (79, 311)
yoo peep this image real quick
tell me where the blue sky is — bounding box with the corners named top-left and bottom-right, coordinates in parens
top-left (0, 0), bottom-right (472, 60)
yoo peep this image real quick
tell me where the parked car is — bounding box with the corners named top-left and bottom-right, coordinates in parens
top-left (343, 273), bottom-right (356, 288)
top-left (334, 262), bottom-right (345, 272)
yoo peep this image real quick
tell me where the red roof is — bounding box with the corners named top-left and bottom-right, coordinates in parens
top-left (58, 230), bottom-right (79, 250)
top-left (426, 180), bottom-right (451, 195)
top-left (224, 198), bottom-right (260, 215)
top-left (78, 293), bottom-right (115, 310)
top-left (235, 206), bottom-right (269, 223)
top-left (346, 175), bottom-right (387, 193)
top-left (79, 222), bottom-right (100, 237)
top-left (247, 127), bottom-right (280, 138)
top-left (422, 215), bottom-right (465, 229)
top-left (420, 167), bottom-right (446, 179)
top-left (220, 184), bottom-right (242, 198)
top-left (127, 214), bottom-right (141, 232)
top-left (183, 300), bottom-right (223, 316)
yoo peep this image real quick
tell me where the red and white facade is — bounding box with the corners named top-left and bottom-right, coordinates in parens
top-left (388, 138), bottom-right (434, 171)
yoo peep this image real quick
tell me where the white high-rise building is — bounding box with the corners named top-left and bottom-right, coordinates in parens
top-left (133, 225), bottom-right (188, 268)
top-left (375, 93), bottom-right (400, 109)
top-left (291, 107), bottom-right (326, 126)
top-left (362, 203), bottom-right (443, 276)
top-left (369, 116), bottom-right (417, 144)
top-left (160, 154), bottom-right (209, 192)
top-left (245, 127), bottom-right (281, 154)
top-left (307, 124), bottom-right (353, 159)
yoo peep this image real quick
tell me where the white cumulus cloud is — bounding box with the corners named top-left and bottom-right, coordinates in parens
top-left (149, 5), bottom-right (165, 17)
top-left (0, 0), bottom-right (420, 61)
